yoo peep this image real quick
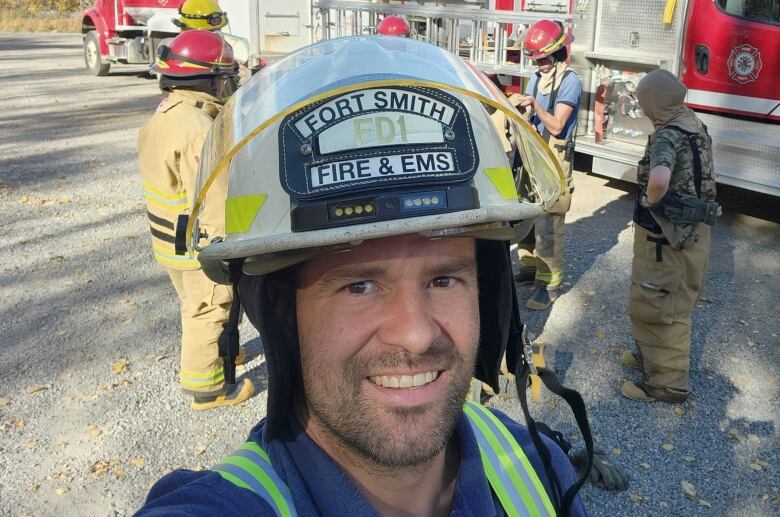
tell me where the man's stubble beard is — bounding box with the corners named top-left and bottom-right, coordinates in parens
top-left (299, 339), bottom-right (477, 471)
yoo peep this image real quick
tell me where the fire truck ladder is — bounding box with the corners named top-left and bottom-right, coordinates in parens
top-left (313, 0), bottom-right (571, 78)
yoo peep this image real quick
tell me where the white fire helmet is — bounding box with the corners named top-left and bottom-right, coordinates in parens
top-left (184, 36), bottom-right (565, 280)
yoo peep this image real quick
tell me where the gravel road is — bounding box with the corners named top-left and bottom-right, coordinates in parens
top-left (1, 33), bottom-right (778, 517)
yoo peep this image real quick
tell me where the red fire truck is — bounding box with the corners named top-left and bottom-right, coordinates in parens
top-left (313, 0), bottom-right (780, 196)
top-left (84, 0), bottom-right (778, 195)
top-left (81, 0), bottom-right (186, 76)
top-left (81, 0), bottom-right (313, 75)
top-left (563, 0), bottom-right (780, 196)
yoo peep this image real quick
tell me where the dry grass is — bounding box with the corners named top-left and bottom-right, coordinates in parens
top-left (0, 9), bottom-right (81, 33)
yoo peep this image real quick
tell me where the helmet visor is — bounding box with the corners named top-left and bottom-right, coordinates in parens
top-left (189, 36), bottom-right (564, 250)
top-left (206, 12), bottom-right (226, 27)
top-left (179, 9), bottom-right (227, 29)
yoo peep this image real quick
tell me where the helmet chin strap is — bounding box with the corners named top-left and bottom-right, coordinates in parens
top-left (504, 244), bottom-right (594, 517)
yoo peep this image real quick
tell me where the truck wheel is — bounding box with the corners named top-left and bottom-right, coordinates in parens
top-left (84, 30), bottom-right (110, 76)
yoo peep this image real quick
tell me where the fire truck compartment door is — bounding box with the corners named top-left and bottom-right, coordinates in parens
top-left (682, 0), bottom-right (780, 119)
top-left (265, 13), bottom-right (301, 37)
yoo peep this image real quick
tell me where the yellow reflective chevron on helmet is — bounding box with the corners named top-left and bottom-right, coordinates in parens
top-left (484, 167), bottom-right (519, 201)
top-left (225, 194), bottom-right (268, 234)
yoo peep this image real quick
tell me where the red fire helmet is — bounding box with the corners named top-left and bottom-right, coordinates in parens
top-left (521, 20), bottom-right (573, 60)
top-left (152, 29), bottom-right (238, 77)
top-left (376, 15), bottom-right (410, 37)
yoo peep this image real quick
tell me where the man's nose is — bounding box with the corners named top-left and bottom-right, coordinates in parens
top-left (376, 285), bottom-right (442, 355)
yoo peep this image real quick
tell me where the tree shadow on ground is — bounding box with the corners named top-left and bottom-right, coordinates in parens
top-left (489, 306), bottom-right (777, 516)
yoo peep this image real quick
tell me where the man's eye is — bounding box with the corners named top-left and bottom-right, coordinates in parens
top-left (429, 276), bottom-right (456, 288)
top-left (345, 281), bottom-right (376, 295)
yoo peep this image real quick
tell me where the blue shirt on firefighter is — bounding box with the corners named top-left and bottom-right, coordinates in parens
top-left (137, 407), bottom-right (587, 516)
top-left (525, 71), bottom-right (582, 141)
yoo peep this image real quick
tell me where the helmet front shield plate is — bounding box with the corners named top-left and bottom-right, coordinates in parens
top-left (189, 36), bottom-right (565, 271)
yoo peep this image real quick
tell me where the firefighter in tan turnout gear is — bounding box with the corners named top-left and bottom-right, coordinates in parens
top-left (514, 20), bottom-right (582, 310)
top-left (138, 29), bottom-right (254, 410)
top-left (622, 69), bottom-right (719, 403)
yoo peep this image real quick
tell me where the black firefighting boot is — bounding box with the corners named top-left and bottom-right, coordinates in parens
top-left (527, 288), bottom-right (558, 310)
top-left (513, 268), bottom-right (536, 285)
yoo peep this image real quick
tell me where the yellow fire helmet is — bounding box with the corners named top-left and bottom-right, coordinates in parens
top-left (174, 0), bottom-right (228, 31)
top-left (181, 36), bottom-right (564, 283)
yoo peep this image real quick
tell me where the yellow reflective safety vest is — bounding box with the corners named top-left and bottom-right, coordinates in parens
top-left (213, 401), bottom-right (556, 517)
top-left (138, 89), bottom-right (225, 270)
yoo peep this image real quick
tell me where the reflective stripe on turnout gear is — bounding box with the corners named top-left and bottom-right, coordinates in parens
top-left (214, 401), bottom-right (555, 516)
top-left (534, 270), bottom-right (563, 284)
top-left (463, 401), bottom-right (556, 517)
top-left (179, 366), bottom-right (225, 391)
top-left (142, 181), bottom-right (189, 210)
top-left (143, 181), bottom-right (194, 267)
top-left (152, 243), bottom-right (200, 269)
top-left (138, 89), bottom-right (225, 271)
top-left (214, 441), bottom-right (298, 517)
top-left (519, 254), bottom-right (537, 270)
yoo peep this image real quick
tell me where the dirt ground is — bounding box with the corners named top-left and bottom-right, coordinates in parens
top-left (1, 33), bottom-right (778, 517)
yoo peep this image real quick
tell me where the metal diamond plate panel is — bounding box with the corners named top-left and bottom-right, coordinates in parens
top-left (595, 0), bottom-right (685, 57)
top-left (698, 112), bottom-right (780, 191)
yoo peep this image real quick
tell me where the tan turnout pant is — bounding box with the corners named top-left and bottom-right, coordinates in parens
top-left (627, 224), bottom-right (710, 392)
top-left (518, 148), bottom-right (573, 290)
top-left (167, 268), bottom-right (233, 397)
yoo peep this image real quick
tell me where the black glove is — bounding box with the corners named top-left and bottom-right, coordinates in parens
top-left (570, 448), bottom-right (630, 491)
top-left (658, 191), bottom-right (720, 226)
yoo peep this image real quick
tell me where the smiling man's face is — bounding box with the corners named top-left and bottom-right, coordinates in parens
top-left (295, 234), bottom-right (480, 468)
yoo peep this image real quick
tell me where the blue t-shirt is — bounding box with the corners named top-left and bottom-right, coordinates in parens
top-left (137, 408), bottom-right (587, 516)
top-left (525, 70), bottom-right (582, 140)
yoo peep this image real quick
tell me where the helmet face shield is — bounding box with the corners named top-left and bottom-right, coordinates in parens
top-left (188, 36), bottom-right (564, 277)
top-left (205, 12), bottom-right (226, 27)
